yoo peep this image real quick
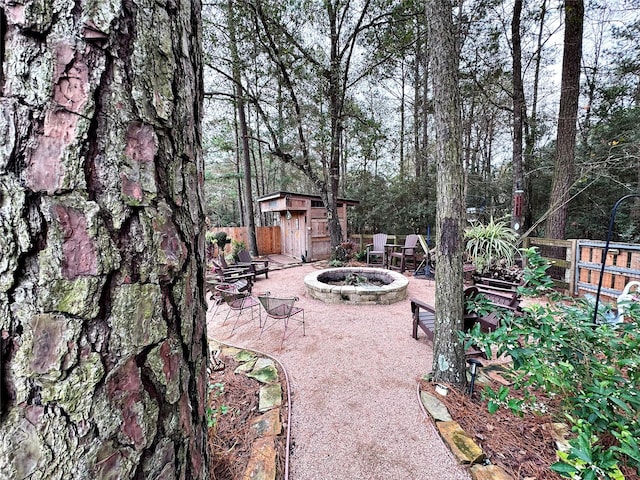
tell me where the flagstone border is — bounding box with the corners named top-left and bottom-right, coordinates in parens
top-left (416, 383), bottom-right (515, 480)
top-left (211, 340), bottom-right (291, 480)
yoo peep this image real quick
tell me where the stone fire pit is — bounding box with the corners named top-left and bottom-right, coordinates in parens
top-left (304, 267), bottom-right (408, 304)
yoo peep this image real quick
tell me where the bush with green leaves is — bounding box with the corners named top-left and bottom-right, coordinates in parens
top-left (517, 246), bottom-right (556, 298)
top-left (231, 239), bottom-right (246, 260)
top-left (463, 284), bottom-right (640, 478)
top-left (464, 217), bottom-right (518, 274)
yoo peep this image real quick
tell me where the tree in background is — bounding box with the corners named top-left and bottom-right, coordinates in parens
top-left (427, 0), bottom-right (467, 387)
top-left (546, 0), bottom-right (584, 239)
top-left (226, 0), bottom-right (259, 255)
top-left (0, 0), bottom-right (209, 476)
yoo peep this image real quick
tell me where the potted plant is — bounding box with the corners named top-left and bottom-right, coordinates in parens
top-left (464, 217), bottom-right (519, 279)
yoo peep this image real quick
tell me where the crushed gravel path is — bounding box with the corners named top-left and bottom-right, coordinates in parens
top-left (206, 263), bottom-right (471, 480)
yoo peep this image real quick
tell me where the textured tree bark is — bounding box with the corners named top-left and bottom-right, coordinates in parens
top-left (426, 0), bottom-right (467, 386)
top-left (546, 0), bottom-right (584, 240)
top-left (511, 0), bottom-right (526, 233)
top-left (227, 0), bottom-right (258, 255)
top-left (0, 0), bottom-right (208, 476)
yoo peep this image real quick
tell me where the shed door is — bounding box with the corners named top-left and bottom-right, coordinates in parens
top-left (283, 213), bottom-right (306, 259)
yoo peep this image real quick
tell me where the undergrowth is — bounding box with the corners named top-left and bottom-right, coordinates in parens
top-left (463, 248), bottom-right (640, 479)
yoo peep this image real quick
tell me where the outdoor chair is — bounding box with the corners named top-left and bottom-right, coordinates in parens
top-left (257, 293), bottom-right (305, 347)
top-left (366, 233), bottom-right (388, 267)
top-left (211, 258), bottom-right (256, 287)
top-left (411, 286), bottom-right (488, 357)
top-left (238, 249), bottom-right (269, 279)
top-left (207, 277), bottom-right (251, 317)
top-left (388, 234), bottom-right (420, 273)
top-left (215, 283), bottom-right (261, 334)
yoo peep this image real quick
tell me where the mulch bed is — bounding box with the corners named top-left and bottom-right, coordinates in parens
top-left (420, 370), bottom-right (640, 480)
top-left (421, 375), bottom-right (564, 480)
top-left (207, 353), bottom-right (287, 480)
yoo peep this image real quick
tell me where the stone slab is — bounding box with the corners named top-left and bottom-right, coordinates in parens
top-left (251, 408), bottom-right (282, 436)
top-left (420, 391), bottom-right (453, 422)
top-left (235, 349), bottom-right (258, 362)
top-left (234, 359), bottom-right (257, 374)
top-left (242, 436), bottom-right (276, 480)
top-left (247, 364), bottom-right (279, 384)
top-left (437, 421), bottom-right (485, 464)
top-left (259, 383), bottom-right (282, 412)
top-left (470, 464), bottom-right (514, 480)
top-left (253, 358), bottom-right (275, 370)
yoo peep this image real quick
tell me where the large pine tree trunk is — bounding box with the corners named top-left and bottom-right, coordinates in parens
top-left (0, 0), bottom-right (209, 476)
top-left (546, 0), bottom-right (584, 239)
top-left (511, 0), bottom-right (526, 233)
top-left (426, 0), bottom-right (467, 386)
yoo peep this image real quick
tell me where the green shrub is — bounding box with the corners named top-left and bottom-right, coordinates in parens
top-left (518, 246), bottom-right (556, 298)
top-left (463, 288), bottom-right (640, 479)
top-left (231, 239), bottom-right (246, 260)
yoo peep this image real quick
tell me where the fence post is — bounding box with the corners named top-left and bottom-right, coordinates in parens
top-left (566, 239), bottom-right (577, 296)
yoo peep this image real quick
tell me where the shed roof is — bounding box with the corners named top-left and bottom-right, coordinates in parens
top-left (256, 191), bottom-right (359, 206)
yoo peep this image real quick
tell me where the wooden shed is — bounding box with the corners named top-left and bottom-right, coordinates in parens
top-left (257, 192), bottom-right (358, 261)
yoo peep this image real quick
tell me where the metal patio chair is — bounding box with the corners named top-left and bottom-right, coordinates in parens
top-left (257, 293), bottom-right (305, 346)
top-left (215, 283), bottom-right (261, 334)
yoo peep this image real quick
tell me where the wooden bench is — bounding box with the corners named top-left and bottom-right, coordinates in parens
top-left (474, 276), bottom-right (522, 293)
top-left (411, 287), bottom-right (480, 341)
top-left (469, 283), bottom-right (522, 332)
top-left (411, 285), bottom-right (522, 356)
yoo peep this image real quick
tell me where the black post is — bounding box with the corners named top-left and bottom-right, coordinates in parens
top-left (467, 358), bottom-right (483, 397)
top-left (592, 194), bottom-right (640, 325)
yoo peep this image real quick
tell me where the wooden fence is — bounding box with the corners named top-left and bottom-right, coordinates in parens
top-left (574, 240), bottom-right (640, 301)
top-left (521, 237), bottom-right (576, 291)
top-left (210, 226), bottom-right (281, 256)
top-left (522, 237), bottom-right (640, 302)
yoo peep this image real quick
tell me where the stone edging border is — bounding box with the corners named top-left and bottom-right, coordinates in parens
top-left (416, 382), bottom-right (515, 480)
top-left (213, 340), bottom-right (292, 480)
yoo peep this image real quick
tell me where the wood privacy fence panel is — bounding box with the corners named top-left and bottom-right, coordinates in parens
top-left (521, 237), bottom-right (640, 301)
top-left (520, 237), bottom-right (576, 292)
top-left (211, 226), bottom-right (281, 256)
top-left (575, 240), bottom-right (640, 302)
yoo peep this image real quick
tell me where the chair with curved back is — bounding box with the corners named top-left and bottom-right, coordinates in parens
top-left (215, 283), bottom-right (261, 334)
top-left (388, 234), bottom-right (420, 273)
top-left (366, 233), bottom-right (388, 266)
top-left (257, 293), bottom-right (305, 347)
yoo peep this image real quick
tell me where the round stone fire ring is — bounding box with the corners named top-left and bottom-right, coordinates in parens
top-left (304, 267), bottom-right (408, 304)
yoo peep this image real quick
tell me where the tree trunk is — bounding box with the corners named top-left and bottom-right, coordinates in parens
top-left (227, 0), bottom-right (258, 255)
top-left (327, 2), bottom-right (345, 248)
top-left (512, 0), bottom-right (526, 233)
top-left (524, 0), bottom-right (548, 232)
top-left (546, 0), bottom-right (584, 239)
top-left (426, 0), bottom-right (467, 387)
top-left (0, 0), bottom-right (209, 476)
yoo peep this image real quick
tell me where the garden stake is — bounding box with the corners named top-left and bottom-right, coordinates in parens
top-left (467, 358), bottom-right (483, 397)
